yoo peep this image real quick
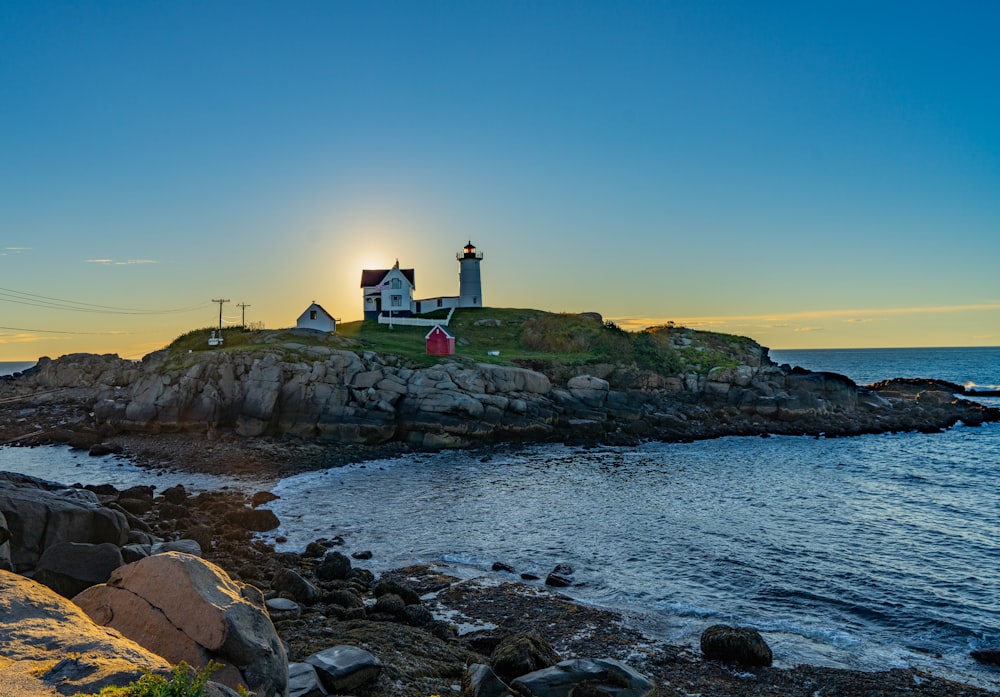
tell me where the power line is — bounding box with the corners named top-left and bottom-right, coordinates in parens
top-left (0, 286), bottom-right (207, 315)
top-left (0, 325), bottom-right (127, 335)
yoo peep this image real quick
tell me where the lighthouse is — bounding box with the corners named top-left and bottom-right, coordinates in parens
top-left (457, 241), bottom-right (484, 308)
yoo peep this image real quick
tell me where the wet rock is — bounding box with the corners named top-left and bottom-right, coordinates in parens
top-left (351, 549), bottom-right (373, 560)
top-left (303, 541), bottom-right (327, 557)
top-left (492, 561), bottom-right (516, 573)
top-left (545, 563), bottom-right (574, 588)
top-left (700, 624), bottom-right (773, 667)
top-left (372, 592), bottom-right (406, 617)
top-left (372, 578), bottom-right (421, 605)
top-left (511, 657), bottom-right (656, 697)
top-left (490, 632), bottom-right (562, 683)
top-left (160, 484), bottom-right (189, 505)
top-left (152, 539), bottom-right (202, 556)
top-left (287, 661), bottom-right (326, 697)
top-left (971, 648), bottom-right (1000, 666)
top-left (251, 491), bottom-right (279, 508)
top-left (305, 645), bottom-right (382, 693)
top-left (272, 568), bottom-right (320, 605)
top-left (316, 550), bottom-right (351, 581)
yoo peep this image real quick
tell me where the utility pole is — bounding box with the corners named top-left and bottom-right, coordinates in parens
top-left (211, 298), bottom-right (229, 334)
top-left (236, 302), bottom-right (251, 329)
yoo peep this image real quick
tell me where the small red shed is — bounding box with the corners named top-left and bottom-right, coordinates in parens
top-left (425, 325), bottom-right (456, 356)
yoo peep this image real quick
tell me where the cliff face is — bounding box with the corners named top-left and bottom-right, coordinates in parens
top-left (3, 338), bottom-right (996, 449)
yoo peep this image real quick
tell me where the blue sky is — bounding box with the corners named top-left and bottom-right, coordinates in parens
top-left (2, 1), bottom-right (998, 359)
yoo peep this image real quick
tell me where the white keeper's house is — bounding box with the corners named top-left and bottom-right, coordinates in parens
top-left (296, 301), bottom-right (338, 333)
top-left (361, 242), bottom-right (484, 321)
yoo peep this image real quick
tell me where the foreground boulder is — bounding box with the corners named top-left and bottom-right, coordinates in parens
top-left (700, 623), bottom-right (773, 667)
top-left (0, 569), bottom-right (170, 696)
top-left (74, 551), bottom-right (288, 697)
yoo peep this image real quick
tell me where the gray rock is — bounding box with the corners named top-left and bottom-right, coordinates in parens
top-left (462, 663), bottom-right (513, 697)
top-left (272, 568), bottom-right (320, 604)
top-left (34, 541), bottom-right (124, 597)
top-left (0, 473), bottom-right (130, 573)
top-left (287, 662), bottom-right (327, 697)
top-left (152, 538), bottom-right (203, 556)
top-left (266, 597), bottom-right (301, 621)
top-left (511, 657), bottom-right (656, 697)
top-left (305, 645), bottom-right (382, 693)
top-left (0, 510), bottom-right (10, 571)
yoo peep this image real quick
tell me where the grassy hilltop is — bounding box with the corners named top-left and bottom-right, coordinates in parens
top-left (166, 308), bottom-right (757, 379)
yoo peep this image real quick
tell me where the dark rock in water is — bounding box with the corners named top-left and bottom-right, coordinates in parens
top-left (305, 645), bottom-right (382, 693)
top-left (351, 549), bottom-right (373, 560)
top-left (700, 623), bottom-right (773, 667)
top-left (511, 657), bottom-right (656, 697)
top-left (373, 578), bottom-right (421, 606)
top-left (272, 568), bottom-right (320, 605)
top-left (490, 631), bottom-right (562, 683)
top-left (492, 561), bottom-right (516, 573)
top-left (971, 648), bottom-right (1000, 666)
top-left (287, 662), bottom-right (326, 697)
top-left (88, 443), bottom-right (121, 457)
top-left (316, 550), bottom-right (352, 581)
top-left (251, 491), bottom-right (279, 508)
top-left (225, 507), bottom-right (280, 532)
top-left (521, 572), bottom-right (540, 581)
top-left (303, 541), bottom-right (326, 557)
top-left (545, 564), bottom-right (574, 587)
top-left (34, 542), bottom-right (124, 598)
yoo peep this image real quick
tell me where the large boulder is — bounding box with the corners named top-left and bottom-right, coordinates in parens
top-left (0, 510), bottom-right (11, 571)
top-left (700, 624), bottom-right (773, 667)
top-left (0, 472), bottom-right (129, 573)
top-left (0, 569), bottom-right (170, 696)
top-left (305, 645), bottom-right (382, 693)
top-left (74, 552), bottom-right (288, 697)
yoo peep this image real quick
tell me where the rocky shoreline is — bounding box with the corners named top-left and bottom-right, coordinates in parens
top-left (1, 471), bottom-right (997, 696)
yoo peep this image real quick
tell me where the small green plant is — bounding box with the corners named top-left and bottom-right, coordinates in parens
top-left (72, 661), bottom-right (220, 697)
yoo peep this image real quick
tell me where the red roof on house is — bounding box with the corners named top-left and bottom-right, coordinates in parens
top-left (360, 269), bottom-right (415, 288)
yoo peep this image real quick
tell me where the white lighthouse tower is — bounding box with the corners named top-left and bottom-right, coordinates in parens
top-left (457, 241), bottom-right (483, 308)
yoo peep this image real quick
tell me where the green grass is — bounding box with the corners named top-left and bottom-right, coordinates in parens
top-left (72, 662), bottom-right (224, 697)
top-left (160, 308), bottom-right (757, 378)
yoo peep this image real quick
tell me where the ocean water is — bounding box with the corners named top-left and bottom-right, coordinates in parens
top-left (1, 348), bottom-right (998, 688)
top-left (0, 361), bottom-right (37, 376)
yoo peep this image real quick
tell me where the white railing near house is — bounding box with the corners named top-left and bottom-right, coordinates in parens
top-left (377, 306), bottom-right (454, 327)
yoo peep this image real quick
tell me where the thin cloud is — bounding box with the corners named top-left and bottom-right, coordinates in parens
top-left (611, 302), bottom-right (1000, 330)
top-left (4, 247), bottom-right (31, 251)
top-left (0, 332), bottom-right (40, 344)
top-left (794, 326), bottom-right (824, 333)
top-left (86, 259), bottom-right (158, 265)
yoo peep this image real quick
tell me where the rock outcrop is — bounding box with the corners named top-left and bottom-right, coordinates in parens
top-left (2, 332), bottom-right (997, 451)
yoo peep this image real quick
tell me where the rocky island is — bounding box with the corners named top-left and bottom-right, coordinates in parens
top-left (1, 311), bottom-right (998, 696)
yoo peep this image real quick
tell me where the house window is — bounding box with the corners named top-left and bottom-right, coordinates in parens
top-left (391, 295), bottom-right (402, 307)
top-left (391, 278), bottom-right (401, 289)
top-left (310, 310), bottom-right (317, 320)
top-left (437, 298), bottom-right (443, 307)
top-left (473, 296), bottom-right (478, 304)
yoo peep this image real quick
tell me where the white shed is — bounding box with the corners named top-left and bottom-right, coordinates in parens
top-left (296, 302), bottom-right (338, 333)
